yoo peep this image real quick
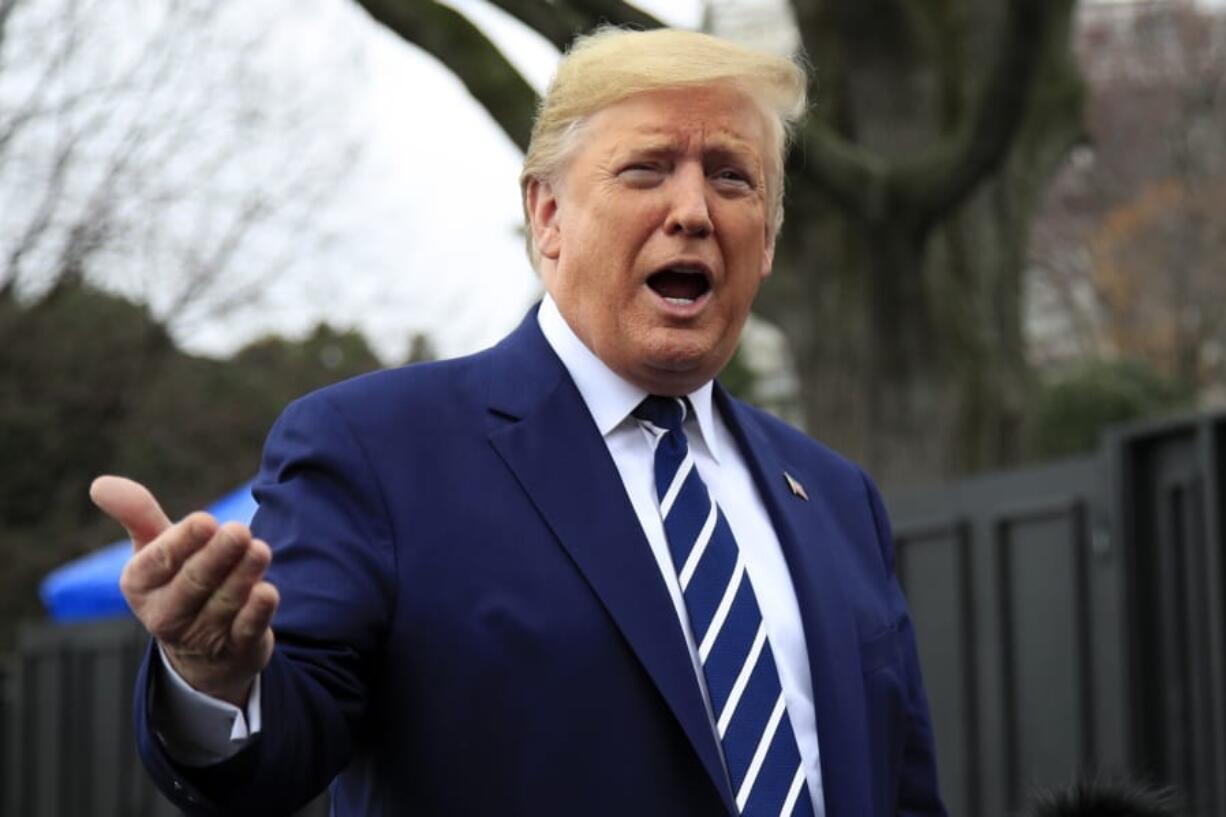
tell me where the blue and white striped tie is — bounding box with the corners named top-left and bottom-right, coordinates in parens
top-left (634, 395), bottom-right (814, 817)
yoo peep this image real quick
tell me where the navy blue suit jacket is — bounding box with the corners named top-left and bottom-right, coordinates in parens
top-left (135, 308), bottom-right (945, 816)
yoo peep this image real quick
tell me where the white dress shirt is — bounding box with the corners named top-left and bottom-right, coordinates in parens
top-left (155, 295), bottom-right (825, 813)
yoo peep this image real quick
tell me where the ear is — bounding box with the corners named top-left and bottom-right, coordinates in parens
top-left (526, 178), bottom-right (562, 261)
top-left (760, 226), bottom-right (776, 281)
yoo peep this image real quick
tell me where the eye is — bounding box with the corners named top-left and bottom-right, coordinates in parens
top-left (618, 164), bottom-right (666, 187)
top-left (712, 167), bottom-right (754, 190)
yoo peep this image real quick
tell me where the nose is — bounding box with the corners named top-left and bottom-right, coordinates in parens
top-left (664, 164), bottom-right (713, 239)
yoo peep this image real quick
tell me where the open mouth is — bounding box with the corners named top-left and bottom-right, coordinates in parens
top-left (646, 265), bottom-right (712, 306)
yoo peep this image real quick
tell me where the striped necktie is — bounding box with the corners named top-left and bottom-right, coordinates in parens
top-left (634, 395), bottom-right (815, 817)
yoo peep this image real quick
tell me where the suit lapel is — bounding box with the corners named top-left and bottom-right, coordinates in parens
top-left (717, 388), bottom-right (873, 817)
top-left (484, 313), bottom-right (737, 815)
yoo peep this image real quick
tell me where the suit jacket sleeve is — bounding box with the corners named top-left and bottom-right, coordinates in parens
top-left (862, 470), bottom-right (947, 817)
top-left (133, 391), bottom-right (398, 816)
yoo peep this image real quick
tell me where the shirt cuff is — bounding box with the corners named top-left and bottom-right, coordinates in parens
top-left (149, 642), bottom-right (262, 766)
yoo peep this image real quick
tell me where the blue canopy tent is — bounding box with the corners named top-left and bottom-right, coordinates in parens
top-left (40, 481), bottom-right (258, 622)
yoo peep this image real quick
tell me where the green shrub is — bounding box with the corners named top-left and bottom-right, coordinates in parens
top-left (1031, 359), bottom-right (1193, 458)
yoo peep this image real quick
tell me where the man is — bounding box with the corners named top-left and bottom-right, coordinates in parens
top-left (92, 27), bottom-right (945, 817)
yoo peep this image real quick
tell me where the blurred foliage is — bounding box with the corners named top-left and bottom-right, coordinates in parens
top-left (1029, 358), bottom-right (1193, 459)
top-left (0, 282), bottom-right (391, 651)
top-left (1029, 2), bottom-right (1226, 395)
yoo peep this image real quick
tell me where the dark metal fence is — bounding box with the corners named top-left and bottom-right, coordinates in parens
top-left (891, 456), bottom-right (1120, 816)
top-left (2, 618), bottom-right (329, 817)
top-left (3, 618), bottom-right (175, 817)
top-left (890, 411), bottom-right (1225, 815)
top-left (1111, 414), bottom-right (1226, 815)
top-left (1, 660), bottom-right (11, 815)
top-left (3, 411), bottom-right (1223, 816)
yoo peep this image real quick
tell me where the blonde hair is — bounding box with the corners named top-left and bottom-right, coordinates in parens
top-left (520, 27), bottom-right (808, 265)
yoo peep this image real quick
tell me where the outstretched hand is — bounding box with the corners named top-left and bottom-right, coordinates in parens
top-left (90, 475), bottom-right (279, 707)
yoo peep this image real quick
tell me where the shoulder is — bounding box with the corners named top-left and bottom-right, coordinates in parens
top-left (284, 348), bottom-right (495, 431)
top-left (254, 351), bottom-right (501, 520)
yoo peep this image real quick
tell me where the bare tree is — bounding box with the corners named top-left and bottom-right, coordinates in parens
top-left (1030, 0), bottom-right (1226, 400)
top-left (0, 0), bottom-right (363, 340)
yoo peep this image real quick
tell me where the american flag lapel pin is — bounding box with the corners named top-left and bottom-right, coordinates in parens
top-left (784, 471), bottom-right (809, 501)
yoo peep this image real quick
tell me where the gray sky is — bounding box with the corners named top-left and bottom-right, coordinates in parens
top-left (184, 0), bottom-right (703, 363)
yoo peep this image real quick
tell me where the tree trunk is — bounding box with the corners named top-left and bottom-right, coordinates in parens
top-left (749, 0), bottom-right (1083, 486)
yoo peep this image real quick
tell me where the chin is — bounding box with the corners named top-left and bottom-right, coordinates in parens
top-left (643, 343), bottom-right (705, 372)
top-left (637, 355), bottom-right (723, 395)
top-left (644, 325), bottom-right (717, 358)
top-left (624, 329), bottom-right (727, 387)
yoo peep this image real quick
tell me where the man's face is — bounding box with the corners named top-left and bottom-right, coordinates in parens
top-left (527, 84), bottom-right (775, 396)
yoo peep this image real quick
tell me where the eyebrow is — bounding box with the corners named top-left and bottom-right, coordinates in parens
top-left (617, 134), bottom-right (761, 167)
top-left (618, 140), bottom-right (681, 158)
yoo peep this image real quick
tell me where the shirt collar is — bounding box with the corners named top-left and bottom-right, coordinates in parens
top-left (537, 294), bottom-right (721, 462)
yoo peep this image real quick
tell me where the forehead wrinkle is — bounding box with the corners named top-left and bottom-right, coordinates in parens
top-left (618, 124), bottom-right (762, 162)
top-left (616, 136), bottom-right (683, 156)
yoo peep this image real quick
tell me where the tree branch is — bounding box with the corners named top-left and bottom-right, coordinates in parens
top-left (892, 0), bottom-right (1056, 224)
top-left (794, 123), bottom-right (892, 218)
top-left (351, 0), bottom-right (540, 152)
top-left (352, 1), bottom-right (664, 153)
top-left (560, 0), bottom-right (663, 31)
top-left (484, 0), bottom-right (588, 50)
top-left (483, 0), bottom-right (663, 52)
top-left (792, 0), bottom-right (1064, 228)
top-left (789, 0), bottom-right (858, 138)
top-left (0, 0), bottom-right (25, 67)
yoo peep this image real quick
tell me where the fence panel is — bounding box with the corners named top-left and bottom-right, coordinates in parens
top-left (1112, 414), bottom-right (1226, 815)
top-left (5, 617), bottom-right (328, 817)
top-left (1, 661), bottom-right (12, 817)
top-left (886, 410), bottom-right (1226, 816)
top-left (888, 456), bottom-right (1123, 816)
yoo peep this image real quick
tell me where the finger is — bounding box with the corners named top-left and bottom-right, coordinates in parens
top-left (164, 522), bottom-right (253, 619)
top-left (231, 581), bottom-right (279, 650)
top-left (193, 539), bottom-right (272, 631)
top-left (121, 512), bottom-right (219, 596)
top-left (90, 475), bottom-right (173, 550)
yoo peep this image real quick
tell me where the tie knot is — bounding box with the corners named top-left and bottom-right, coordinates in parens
top-left (633, 395), bottom-right (688, 433)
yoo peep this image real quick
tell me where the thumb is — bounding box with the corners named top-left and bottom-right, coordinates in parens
top-left (90, 475), bottom-right (173, 550)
